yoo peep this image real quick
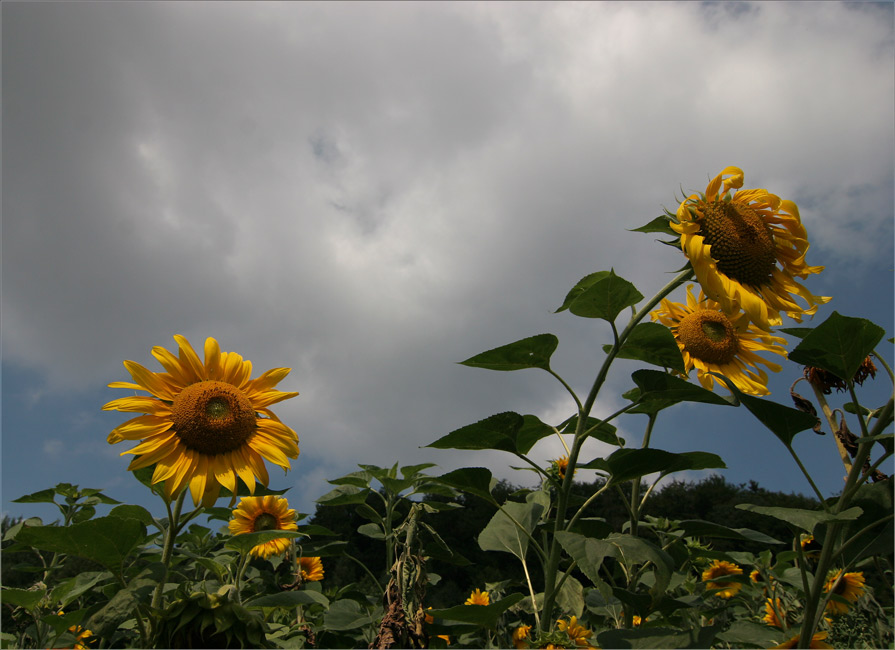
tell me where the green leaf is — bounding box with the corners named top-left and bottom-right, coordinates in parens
top-left (380, 476), bottom-right (414, 494)
top-left (556, 575), bottom-right (585, 620)
top-left (315, 485), bottom-right (370, 506)
top-left (603, 322), bottom-right (686, 373)
top-left (478, 500), bottom-right (544, 560)
top-left (735, 504), bottom-right (863, 533)
top-left (580, 449), bottom-right (726, 485)
top-left (11, 488), bottom-right (57, 504)
top-left (327, 470), bottom-right (373, 489)
top-left (459, 334), bottom-right (559, 371)
top-left (357, 523), bottom-right (386, 540)
top-left (630, 369), bottom-right (733, 408)
top-left (554, 532), bottom-right (619, 587)
top-left (630, 216), bottom-right (678, 236)
top-left (323, 599), bottom-right (374, 631)
top-left (778, 327), bottom-right (813, 340)
top-left (433, 468), bottom-right (496, 503)
top-left (427, 412), bottom-right (553, 456)
top-left (400, 463), bottom-right (437, 478)
top-left (224, 530), bottom-right (306, 554)
top-left (108, 504), bottom-right (156, 527)
top-left (832, 479), bottom-right (894, 564)
top-left (559, 416), bottom-right (622, 446)
top-left (40, 609), bottom-right (87, 636)
top-left (16, 517), bottom-right (145, 572)
top-left (716, 621), bottom-right (785, 648)
top-left (426, 593), bottom-right (525, 629)
top-left (86, 585), bottom-right (139, 639)
top-left (676, 520), bottom-right (783, 545)
top-left (597, 625), bottom-right (722, 649)
top-left (246, 590), bottom-right (330, 609)
top-left (1, 587), bottom-right (46, 609)
top-left (51, 571), bottom-right (112, 608)
top-left (555, 271), bottom-right (612, 313)
top-left (788, 312), bottom-right (885, 380)
top-left (568, 269), bottom-right (644, 322)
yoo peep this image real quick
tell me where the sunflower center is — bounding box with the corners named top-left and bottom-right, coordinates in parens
top-left (253, 512), bottom-right (280, 532)
top-left (701, 200), bottom-right (777, 287)
top-left (677, 309), bottom-right (739, 364)
top-left (171, 380), bottom-right (256, 455)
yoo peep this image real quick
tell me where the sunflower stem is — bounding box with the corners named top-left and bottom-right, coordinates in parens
top-left (808, 382), bottom-right (853, 478)
top-left (629, 412), bottom-right (658, 537)
top-left (234, 550), bottom-right (251, 605)
top-left (150, 490), bottom-right (187, 614)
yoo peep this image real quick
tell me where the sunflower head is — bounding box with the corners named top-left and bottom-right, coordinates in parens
top-left (804, 356), bottom-right (877, 394)
top-left (551, 456), bottom-right (576, 481)
top-left (556, 616), bottom-right (594, 647)
top-left (800, 534), bottom-right (822, 560)
top-left (672, 166), bottom-right (830, 329)
top-left (465, 588), bottom-right (490, 606)
top-left (652, 285), bottom-right (788, 395)
top-left (701, 560), bottom-right (744, 599)
top-left (229, 495), bottom-right (298, 559)
top-left (297, 556), bottom-right (325, 583)
top-left (104, 335), bottom-right (300, 507)
top-left (513, 624), bottom-right (532, 649)
top-left (823, 570), bottom-right (866, 615)
top-left (762, 598), bottom-right (785, 628)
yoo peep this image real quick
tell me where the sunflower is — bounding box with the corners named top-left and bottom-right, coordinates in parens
top-left (800, 534), bottom-right (822, 560)
top-left (465, 589), bottom-right (490, 606)
top-left (556, 616), bottom-right (594, 648)
top-left (823, 570), bottom-right (866, 615)
top-left (424, 608), bottom-right (452, 645)
top-left (297, 556), bottom-right (325, 582)
top-left (773, 631), bottom-right (833, 649)
top-left (672, 166), bottom-right (829, 329)
top-left (553, 456), bottom-right (575, 480)
top-left (513, 624), bottom-right (532, 649)
top-left (104, 335), bottom-right (300, 507)
top-left (762, 598), bottom-right (785, 628)
top-left (701, 560), bottom-right (743, 599)
top-left (631, 616), bottom-right (642, 627)
top-left (229, 495), bottom-right (298, 559)
top-left (58, 612), bottom-right (93, 650)
top-left (651, 285), bottom-right (788, 395)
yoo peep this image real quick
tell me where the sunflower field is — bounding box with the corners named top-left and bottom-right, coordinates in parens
top-left (2, 167), bottom-right (892, 649)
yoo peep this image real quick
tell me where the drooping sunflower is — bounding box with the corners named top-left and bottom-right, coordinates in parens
top-left (652, 285), bottom-right (788, 395)
top-left (762, 598), bottom-right (785, 628)
top-left (465, 588), bottom-right (490, 606)
top-left (556, 616), bottom-right (594, 648)
top-left (297, 556), bottom-right (325, 582)
top-left (701, 560), bottom-right (743, 599)
top-left (773, 631), bottom-right (833, 649)
top-left (229, 495), bottom-right (298, 559)
top-left (672, 166), bottom-right (829, 329)
top-left (104, 335), bottom-right (300, 507)
top-left (823, 569), bottom-right (866, 615)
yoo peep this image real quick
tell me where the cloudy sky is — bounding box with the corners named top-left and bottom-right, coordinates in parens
top-left (3, 2), bottom-right (893, 524)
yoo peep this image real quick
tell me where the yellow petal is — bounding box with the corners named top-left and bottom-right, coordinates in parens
top-left (204, 337), bottom-right (222, 380)
top-left (124, 361), bottom-right (177, 400)
top-left (173, 335), bottom-right (207, 383)
top-left (108, 415), bottom-right (174, 442)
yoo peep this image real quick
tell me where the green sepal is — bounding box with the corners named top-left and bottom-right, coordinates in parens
top-left (630, 215), bottom-right (678, 236)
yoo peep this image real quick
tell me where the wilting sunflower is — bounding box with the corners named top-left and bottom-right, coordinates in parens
top-left (762, 598), bottom-right (785, 628)
top-left (773, 631), bottom-right (833, 649)
top-left (672, 166), bottom-right (829, 329)
top-left (104, 335), bottom-right (300, 507)
top-left (465, 589), bottom-right (490, 606)
top-left (556, 616), bottom-right (594, 648)
top-left (652, 285), bottom-right (787, 395)
top-left (823, 569), bottom-right (866, 614)
top-left (297, 556), bottom-right (325, 582)
top-left (701, 560), bottom-right (743, 599)
top-left (512, 624), bottom-right (532, 649)
top-left (229, 495), bottom-right (298, 559)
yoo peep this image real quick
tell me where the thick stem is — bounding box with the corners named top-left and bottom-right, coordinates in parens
top-left (150, 490), bottom-right (187, 613)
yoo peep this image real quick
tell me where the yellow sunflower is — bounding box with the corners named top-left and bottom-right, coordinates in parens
top-left (556, 616), bottom-right (594, 648)
top-left (701, 560), bottom-right (743, 599)
top-left (58, 612), bottom-right (93, 650)
top-left (651, 285), bottom-right (787, 395)
top-left (465, 588), bottom-right (490, 606)
top-left (297, 555), bottom-right (325, 582)
top-left (672, 166), bottom-right (829, 329)
top-left (762, 598), bottom-right (785, 628)
top-left (773, 631), bottom-right (833, 649)
top-left (553, 456), bottom-right (576, 480)
top-left (104, 335), bottom-right (300, 507)
top-left (229, 495), bottom-right (298, 559)
top-left (823, 570), bottom-right (866, 615)
top-left (800, 534), bottom-right (822, 560)
top-left (513, 624), bottom-right (532, 649)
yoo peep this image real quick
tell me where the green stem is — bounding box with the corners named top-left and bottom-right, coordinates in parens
top-left (630, 413), bottom-right (658, 537)
top-left (150, 490), bottom-right (187, 613)
top-left (539, 268), bottom-right (694, 631)
top-left (343, 552), bottom-right (385, 593)
top-left (234, 551), bottom-right (251, 605)
top-left (784, 444), bottom-right (829, 508)
top-left (807, 380), bottom-right (853, 477)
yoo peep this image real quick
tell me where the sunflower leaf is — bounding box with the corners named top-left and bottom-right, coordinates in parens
top-left (602, 322), bottom-right (686, 373)
top-left (323, 599), bottom-right (374, 631)
top-left (579, 449), bottom-right (726, 485)
top-left (598, 624), bottom-right (724, 650)
top-left (432, 468), bottom-right (496, 504)
top-left (16, 517), bottom-right (145, 573)
top-left (568, 269), bottom-right (644, 322)
top-left (246, 590), bottom-right (330, 609)
top-left (427, 412), bottom-right (553, 455)
top-left (788, 312), bottom-right (885, 381)
top-left (555, 271), bottom-right (613, 313)
top-left (558, 416), bottom-right (622, 446)
top-left (630, 369), bottom-right (733, 408)
top-left (478, 500), bottom-right (544, 561)
top-left (735, 504), bottom-right (863, 533)
top-left (426, 593), bottom-right (525, 629)
top-left (224, 530), bottom-right (306, 554)
top-left (459, 334), bottom-right (559, 371)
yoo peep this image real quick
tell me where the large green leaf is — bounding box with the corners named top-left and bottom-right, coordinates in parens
top-left (1, 587), bottom-right (46, 609)
top-left (568, 270), bottom-right (644, 322)
top-left (246, 590), bottom-right (330, 609)
top-left (630, 370), bottom-right (733, 408)
top-left (426, 593), bottom-right (524, 629)
top-left (427, 412), bottom-right (553, 455)
top-left (735, 504), bottom-right (863, 533)
top-left (459, 334), bottom-right (559, 371)
top-left (108, 505), bottom-right (156, 527)
top-left (224, 530), bottom-right (306, 554)
top-left (580, 449), bottom-right (726, 485)
top-left (559, 416), bottom-right (622, 446)
top-left (11, 488), bottom-right (57, 504)
top-left (832, 479), bottom-right (894, 565)
top-left (788, 312), bottom-right (885, 380)
top-left (315, 485), bottom-right (370, 506)
top-left (433, 468), bottom-right (496, 503)
top-left (716, 620), bottom-right (785, 648)
top-left (603, 322), bottom-right (686, 373)
top-left (478, 500), bottom-right (544, 561)
top-left (323, 599), bottom-right (373, 630)
top-left (597, 625), bottom-right (722, 649)
top-left (676, 520), bottom-right (783, 545)
top-left (555, 271), bottom-right (612, 313)
top-left (554, 532), bottom-right (619, 587)
top-left (16, 517), bottom-right (145, 573)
